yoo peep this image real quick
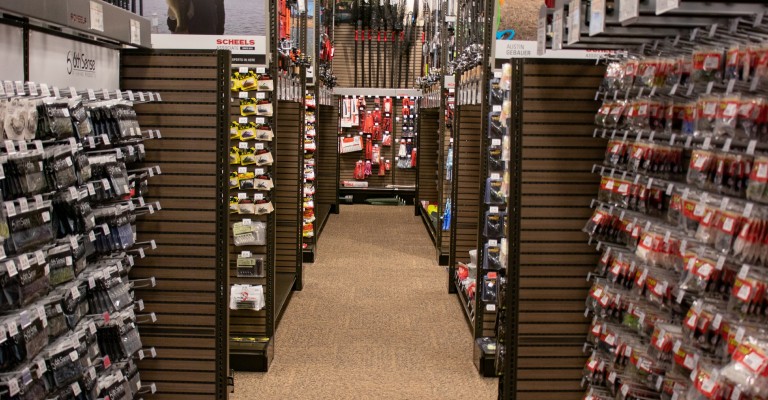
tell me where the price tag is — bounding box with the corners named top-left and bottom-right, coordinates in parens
top-left (3, 81), bottom-right (14, 96)
top-left (239, 117), bottom-right (249, 124)
top-left (588, 0), bottom-right (607, 36)
top-left (101, 88), bottom-right (110, 100)
top-left (130, 19), bottom-right (141, 45)
top-left (138, 92), bottom-right (145, 102)
top-left (27, 82), bottom-right (38, 96)
top-left (256, 92), bottom-right (266, 99)
top-left (485, 304), bottom-right (496, 312)
top-left (7, 320), bottom-right (17, 337)
top-left (36, 359), bottom-right (47, 378)
top-left (5, 261), bottom-right (17, 278)
top-left (149, 92), bottom-right (156, 102)
top-left (537, 6), bottom-right (547, 55)
top-left (619, 0), bottom-right (639, 22)
top-left (8, 379), bottom-right (19, 396)
top-left (702, 137), bottom-right (712, 150)
top-left (87, 89), bottom-right (96, 101)
top-left (14, 81), bottom-right (24, 95)
top-left (89, 1), bottom-right (104, 31)
top-left (238, 142), bottom-right (249, 149)
top-left (489, 206), bottom-right (499, 214)
top-left (255, 143), bottom-right (264, 150)
top-left (254, 193), bottom-right (264, 200)
top-left (127, 90), bottom-right (135, 101)
top-left (71, 382), bottom-right (81, 396)
top-left (53, 86), bottom-right (61, 98)
top-left (747, 140), bottom-right (758, 155)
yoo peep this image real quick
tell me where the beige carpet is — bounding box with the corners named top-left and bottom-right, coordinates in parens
top-left (232, 205), bottom-right (497, 400)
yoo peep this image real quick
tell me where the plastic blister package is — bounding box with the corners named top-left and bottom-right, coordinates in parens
top-left (232, 221), bottom-right (266, 246)
top-left (236, 253), bottom-right (266, 278)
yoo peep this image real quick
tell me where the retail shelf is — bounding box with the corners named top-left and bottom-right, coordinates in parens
top-left (418, 203), bottom-right (439, 247)
top-left (454, 278), bottom-right (475, 334)
top-left (0, 0), bottom-right (151, 47)
top-left (553, 0), bottom-right (768, 51)
top-left (275, 272), bottom-right (297, 329)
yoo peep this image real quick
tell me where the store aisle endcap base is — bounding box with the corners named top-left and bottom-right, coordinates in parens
top-left (232, 205), bottom-right (496, 400)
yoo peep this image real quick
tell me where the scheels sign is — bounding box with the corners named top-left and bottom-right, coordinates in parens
top-left (67, 51), bottom-right (96, 75)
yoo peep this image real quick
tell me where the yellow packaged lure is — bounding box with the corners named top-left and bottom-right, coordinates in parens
top-left (238, 122), bottom-right (258, 141)
top-left (240, 71), bottom-right (259, 92)
top-left (230, 121), bottom-right (241, 140)
top-left (229, 172), bottom-right (240, 189)
top-left (230, 147), bottom-right (241, 164)
top-left (240, 147), bottom-right (257, 165)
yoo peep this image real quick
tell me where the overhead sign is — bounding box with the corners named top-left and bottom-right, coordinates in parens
top-left (144, 0), bottom-right (268, 64)
top-left (496, 40), bottom-right (622, 59)
top-left (28, 31), bottom-right (120, 90)
top-left (0, 24), bottom-right (24, 81)
top-left (152, 34), bottom-right (268, 62)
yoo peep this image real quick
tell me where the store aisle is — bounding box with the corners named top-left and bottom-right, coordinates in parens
top-left (232, 205), bottom-right (497, 400)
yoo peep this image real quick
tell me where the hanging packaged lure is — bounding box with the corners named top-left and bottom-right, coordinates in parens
top-left (236, 252), bottom-right (265, 278)
top-left (4, 200), bottom-right (55, 255)
top-left (239, 98), bottom-right (273, 117)
top-left (229, 284), bottom-right (264, 311)
top-left (37, 99), bottom-right (75, 140)
top-left (484, 177), bottom-right (505, 205)
top-left (483, 211), bottom-right (507, 240)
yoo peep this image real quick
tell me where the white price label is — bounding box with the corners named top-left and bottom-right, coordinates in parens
top-left (590, 0), bottom-right (606, 36)
top-left (89, 1), bottom-right (104, 31)
top-left (130, 19), bottom-right (141, 45)
top-left (619, 0), bottom-right (639, 22)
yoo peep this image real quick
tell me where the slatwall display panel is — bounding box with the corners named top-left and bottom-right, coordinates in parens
top-left (227, 92), bottom-right (268, 337)
top-left (452, 105), bottom-right (483, 265)
top-left (392, 97), bottom-right (418, 188)
top-left (316, 104), bottom-right (339, 226)
top-left (274, 101), bottom-right (302, 281)
top-left (418, 109), bottom-right (439, 203)
top-left (120, 51), bottom-right (228, 400)
top-left (338, 96), bottom-right (394, 188)
top-left (331, 25), bottom-right (424, 89)
top-left (513, 61), bottom-right (605, 400)
top-left (439, 119), bottom-right (453, 256)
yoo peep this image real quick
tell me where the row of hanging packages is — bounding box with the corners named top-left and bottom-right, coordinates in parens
top-left (0, 80), bottom-right (161, 399)
top-left (583, 17), bottom-right (768, 400)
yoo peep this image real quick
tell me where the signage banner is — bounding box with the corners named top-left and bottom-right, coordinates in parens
top-left (152, 34), bottom-right (267, 56)
top-left (0, 24), bottom-right (25, 81)
top-left (495, 40), bottom-right (622, 59)
top-left (144, 0), bottom-right (268, 63)
top-left (28, 31), bottom-right (120, 90)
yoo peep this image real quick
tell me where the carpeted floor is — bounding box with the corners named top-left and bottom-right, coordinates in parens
top-left (233, 205), bottom-right (497, 400)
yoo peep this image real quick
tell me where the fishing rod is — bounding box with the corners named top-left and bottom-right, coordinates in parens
top-left (373, 0), bottom-right (381, 87)
top-left (354, 0), bottom-right (360, 87)
top-left (383, 0), bottom-right (391, 88)
top-left (394, 0), bottom-right (406, 88)
top-left (368, 0), bottom-right (374, 87)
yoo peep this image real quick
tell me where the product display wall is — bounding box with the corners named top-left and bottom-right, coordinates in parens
top-left (582, 17), bottom-right (768, 400)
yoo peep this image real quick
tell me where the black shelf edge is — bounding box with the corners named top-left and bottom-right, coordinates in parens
top-left (274, 273), bottom-right (297, 330)
top-left (418, 203), bottom-right (438, 247)
top-left (454, 278), bottom-right (475, 334)
top-left (302, 244), bottom-right (315, 263)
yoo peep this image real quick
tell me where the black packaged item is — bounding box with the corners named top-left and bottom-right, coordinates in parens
top-left (484, 244), bottom-right (504, 271)
top-left (62, 284), bottom-right (88, 330)
top-left (5, 204), bottom-right (54, 255)
top-left (46, 244), bottom-right (75, 287)
top-left (7, 152), bottom-right (47, 197)
top-left (15, 253), bottom-right (51, 308)
top-left (37, 100), bottom-right (74, 140)
top-left (488, 112), bottom-right (504, 139)
top-left (481, 272), bottom-right (499, 303)
top-left (45, 337), bottom-right (84, 389)
top-left (484, 178), bottom-right (505, 205)
top-left (20, 308), bottom-right (48, 363)
top-left (487, 144), bottom-right (504, 173)
top-left (44, 299), bottom-right (68, 339)
top-left (68, 98), bottom-right (93, 141)
top-left (44, 148), bottom-right (78, 192)
top-left (73, 153), bottom-right (91, 186)
top-left (236, 253), bottom-right (266, 278)
top-left (483, 211), bottom-right (506, 239)
top-left (489, 78), bottom-right (504, 105)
